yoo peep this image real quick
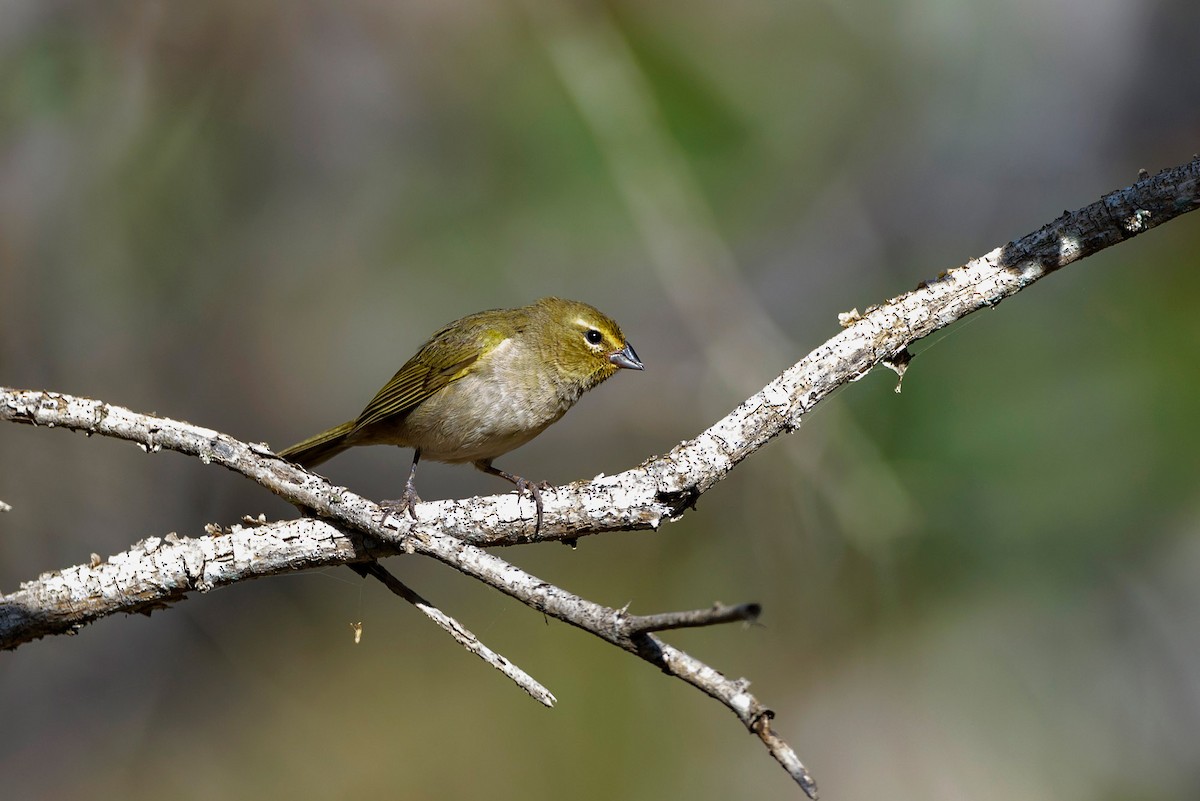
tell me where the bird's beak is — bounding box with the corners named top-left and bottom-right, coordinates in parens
top-left (609, 342), bottom-right (644, 371)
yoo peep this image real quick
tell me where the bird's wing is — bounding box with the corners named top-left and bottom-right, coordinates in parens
top-left (352, 313), bottom-right (519, 432)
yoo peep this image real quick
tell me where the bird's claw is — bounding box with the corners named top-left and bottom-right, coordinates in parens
top-left (513, 478), bottom-right (550, 534)
top-left (379, 486), bottom-right (421, 525)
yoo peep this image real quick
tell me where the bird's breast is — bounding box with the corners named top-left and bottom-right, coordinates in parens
top-left (398, 353), bottom-right (579, 463)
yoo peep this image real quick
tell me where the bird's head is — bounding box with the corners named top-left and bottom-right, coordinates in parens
top-left (531, 297), bottom-right (643, 392)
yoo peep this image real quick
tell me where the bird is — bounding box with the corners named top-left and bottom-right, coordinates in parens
top-left (279, 296), bottom-right (642, 529)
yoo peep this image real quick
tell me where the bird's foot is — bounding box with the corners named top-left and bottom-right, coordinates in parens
top-left (379, 485), bottom-right (421, 525)
top-left (512, 477), bottom-right (551, 534)
top-left (473, 460), bottom-right (552, 534)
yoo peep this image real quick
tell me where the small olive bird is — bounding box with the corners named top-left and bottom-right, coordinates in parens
top-left (279, 297), bottom-right (642, 527)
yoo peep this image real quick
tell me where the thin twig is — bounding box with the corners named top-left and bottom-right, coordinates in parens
top-left (355, 562), bottom-right (557, 708)
top-left (620, 602), bottom-right (761, 635)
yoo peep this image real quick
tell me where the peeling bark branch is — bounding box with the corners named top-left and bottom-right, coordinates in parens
top-left (2, 157), bottom-right (1198, 797)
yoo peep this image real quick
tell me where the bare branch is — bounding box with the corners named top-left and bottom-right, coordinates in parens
top-left (0, 491), bottom-right (818, 794)
top-left (7, 151), bottom-right (1199, 556)
top-left (355, 562), bottom-right (557, 708)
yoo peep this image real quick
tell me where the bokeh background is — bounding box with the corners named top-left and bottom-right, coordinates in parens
top-left (3, 1), bottom-right (1200, 799)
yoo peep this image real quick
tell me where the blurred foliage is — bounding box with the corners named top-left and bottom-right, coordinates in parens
top-left (3, 1), bottom-right (1200, 800)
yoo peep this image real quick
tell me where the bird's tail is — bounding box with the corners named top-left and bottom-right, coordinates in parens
top-left (278, 420), bottom-right (357, 468)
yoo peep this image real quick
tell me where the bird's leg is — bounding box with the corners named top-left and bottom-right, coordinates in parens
top-left (474, 459), bottom-right (549, 533)
top-left (381, 449), bottom-right (423, 520)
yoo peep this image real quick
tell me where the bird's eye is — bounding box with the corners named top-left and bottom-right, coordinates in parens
top-left (585, 329), bottom-right (604, 345)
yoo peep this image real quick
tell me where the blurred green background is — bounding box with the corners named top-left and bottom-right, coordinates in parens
top-left (3, 1), bottom-right (1200, 799)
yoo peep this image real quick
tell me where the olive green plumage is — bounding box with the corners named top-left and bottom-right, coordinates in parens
top-left (279, 297), bottom-right (642, 520)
